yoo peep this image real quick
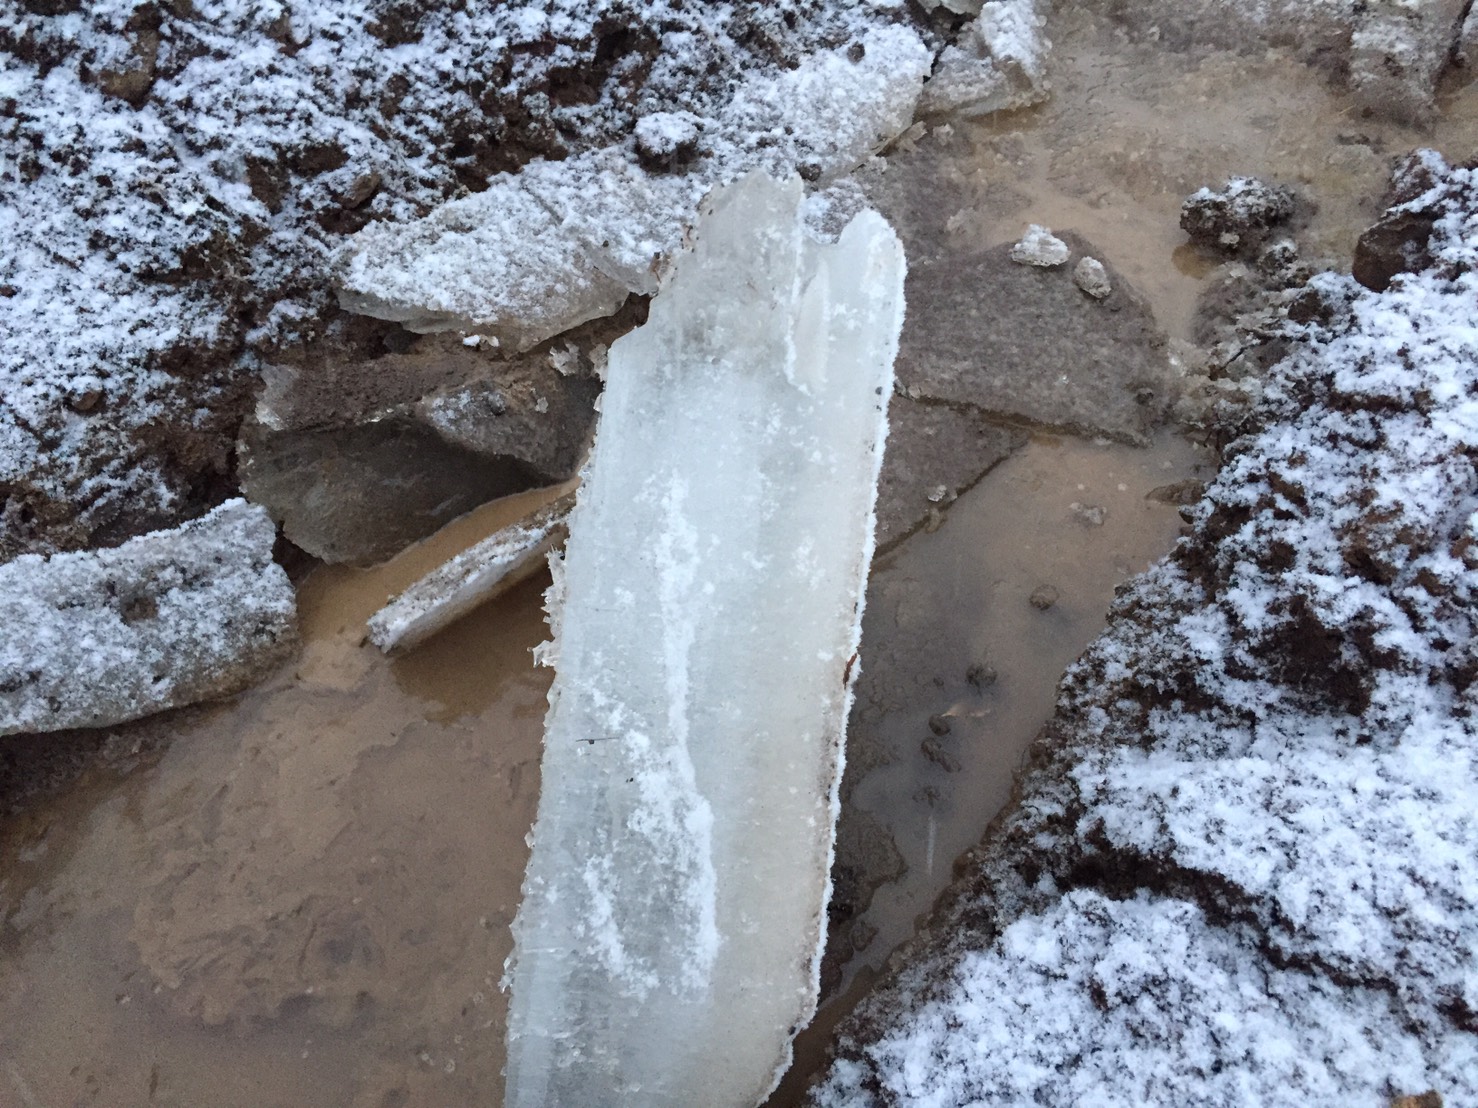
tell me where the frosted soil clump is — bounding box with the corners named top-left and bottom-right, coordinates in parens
top-left (505, 173), bottom-right (904, 1108)
top-left (1180, 176), bottom-right (1298, 254)
top-left (336, 26), bottom-right (931, 334)
top-left (0, 500), bottom-right (297, 736)
top-left (812, 152), bottom-right (1478, 1106)
top-left (0, 1), bottom-right (930, 559)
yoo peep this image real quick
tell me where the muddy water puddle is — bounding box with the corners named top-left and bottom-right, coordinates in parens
top-left (836, 432), bottom-right (1209, 988)
top-left (0, 489), bottom-right (563, 1107)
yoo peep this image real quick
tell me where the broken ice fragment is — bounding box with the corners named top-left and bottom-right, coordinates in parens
top-left (1009, 224), bottom-right (1070, 267)
top-left (504, 173), bottom-right (905, 1108)
top-left (919, 0), bottom-right (1051, 119)
top-left (366, 493), bottom-right (574, 654)
top-left (0, 500), bottom-right (297, 735)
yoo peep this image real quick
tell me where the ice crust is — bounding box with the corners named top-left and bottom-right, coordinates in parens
top-left (366, 493), bottom-right (573, 654)
top-left (504, 173), bottom-right (905, 1108)
top-left (0, 499), bottom-right (297, 735)
top-left (918, 0), bottom-right (1051, 119)
top-left (336, 26), bottom-right (928, 340)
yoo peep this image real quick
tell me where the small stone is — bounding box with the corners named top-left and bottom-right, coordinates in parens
top-left (67, 388), bottom-right (103, 414)
top-left (634, 111), bottom-right (703, 169)
top-left (1029, 584), bottom-right (1059, 610)
top-left (99, 29), bottom-right (160, 107)
top-left (921, 737), bottom-right (962, 772)
top-left (1070, 502), bottom-right (1106, 527)
top-left (1009, 224), bottom-right (1070, 267)
top-left (339, 170), bottom-right (382, 210)
top-left (1390, 1093), bottom-right (1443, 1108)
top-left (966, 662), bottom-right (997, 689)
top-left (1146, 479), bottom-right (1206, 506)
top-left (925, 484), bottom-right (950, 503)
top-left (927, 714), bottom-right (952, 736)
top-left (1073, 256), bottom-right (1112, 299)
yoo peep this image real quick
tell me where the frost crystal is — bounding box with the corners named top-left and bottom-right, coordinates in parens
top-left (505, 173), bottom-right (905, 1108)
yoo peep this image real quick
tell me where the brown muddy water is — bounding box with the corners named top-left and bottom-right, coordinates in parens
top-left (5, 9), bottom-right (1478, 1107)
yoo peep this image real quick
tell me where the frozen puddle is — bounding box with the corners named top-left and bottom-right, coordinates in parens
top-left (505, 174), bottom-right (903, 1108)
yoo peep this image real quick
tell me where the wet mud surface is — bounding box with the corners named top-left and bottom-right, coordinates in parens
top-left (0, 491), bottom-right (559, 1107)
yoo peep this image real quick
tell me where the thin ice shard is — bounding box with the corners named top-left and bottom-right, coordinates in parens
top-left (365, 492), bottom-right (574, 654)
top-left (504, 173), bottom-right (905, 1108)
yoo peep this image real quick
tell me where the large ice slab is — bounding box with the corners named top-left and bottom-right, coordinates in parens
top-left (336, 27), bottom-right (928, 332)
top-left (504, 173), bottom-right (905, 1108)
top-left (0, 499), bottom-right (297, 735)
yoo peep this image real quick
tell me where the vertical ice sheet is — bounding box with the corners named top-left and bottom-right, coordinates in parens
top-left (505, 173), bottom-right (905, 1108)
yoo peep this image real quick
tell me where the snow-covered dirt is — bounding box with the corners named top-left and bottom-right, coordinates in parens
top-left (809, 151), bottom-right (1478, 1108)
top-left (0, 0), bottom-right (930, 560)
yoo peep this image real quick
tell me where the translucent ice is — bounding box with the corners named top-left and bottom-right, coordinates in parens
top-left (504, 173), bottom-right (905, 1108)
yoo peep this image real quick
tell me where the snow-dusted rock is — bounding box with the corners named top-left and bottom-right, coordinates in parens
top-left (1008, 223), bottom-right (1070, 266)
top-left (0, 500), bottom-right (296, 736)
top-left (505, 173), bottom-right (904, 1108)
top-left (919, 0), bottom-right (1051, 119)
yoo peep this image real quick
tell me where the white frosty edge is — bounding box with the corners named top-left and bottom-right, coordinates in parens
top-left (334, 25), bottom-right (928, 337)
top-left (365, 492), bottom-right (574, 654)
top-left (0, 499), bottom-right (297, 735)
